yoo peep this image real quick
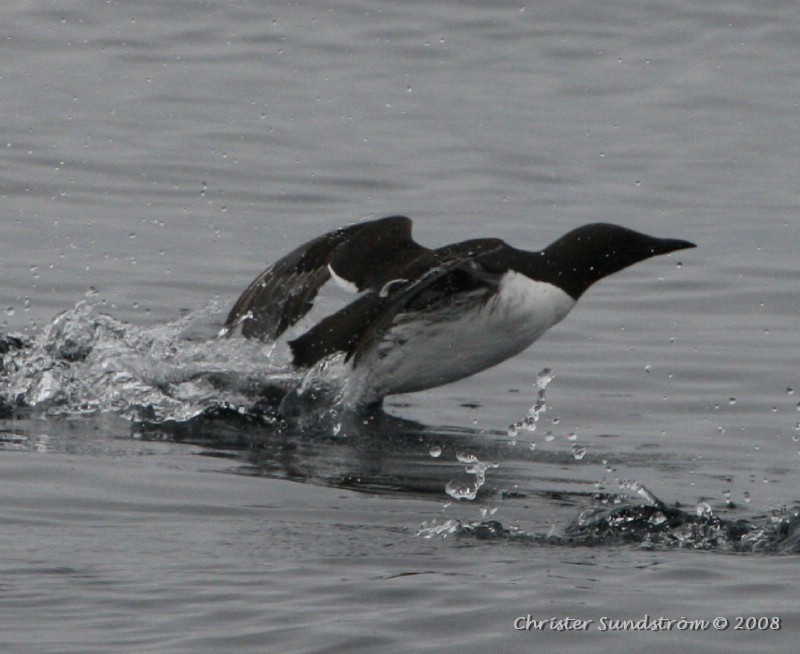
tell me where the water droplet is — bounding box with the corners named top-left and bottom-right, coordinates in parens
top-left (566, 432), bottom-right (577, 441)
top-left (695, 501), bottom-right (713, 517)
top-left (728, 397), bottom-right (736, 405)
top-left (743, 491), bottom-right (751, 503)
top-left (445, 479), bottom-right (477, 501)
top-left (508, 368), bottom-right (553, 437)
top-left (429, 445), bottom-right (442, 458)
top-left (535, 368), bottom-right (554, 389)
top-left (787, 387), bottom-right (795, 396)
top-left (676, 261), bottom-right (683, 269)
top-left (571, 443), bottom-right (587, 460)
top-left (723, 489), bottom-right (733, 507)
top-left (529, 441), bottom-right (536, 451)
top-left (644, 364), bottom-right (652, 373)
top-left (544, 433), bottom-right (555, 442)
top-left (4, 306), bottom-right (14, 317)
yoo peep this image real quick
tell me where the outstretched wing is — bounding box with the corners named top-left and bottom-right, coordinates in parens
top-left (288, 238), bottom-right (509, 368)
top-left (223, 215), bottom-right (427, 341)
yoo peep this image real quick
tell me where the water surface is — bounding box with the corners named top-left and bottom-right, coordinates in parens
top-left (2, 1), bottom-right (799, 652)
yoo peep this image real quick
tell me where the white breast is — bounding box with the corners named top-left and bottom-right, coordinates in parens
top-left (356, 271), bottom-right (575, 400)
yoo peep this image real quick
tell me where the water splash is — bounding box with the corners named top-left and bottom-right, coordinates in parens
top-left (276, 352), bottom-right (350, 423)
top-left (418, 504), bottom-right (800, 551)
top-left (507, 368), bottom-right (553, 444)
top-left (695, 501), bottom-right (713, 517)
top-left (1, 299), bottom-right (302, 423)
top-left (444, 451), bottom-right (499, 501)
top-left (417, 518), bottom-right (461, 539)
top-left (417, 518), bottom-right (521, 540)
top-left (618, 479), bottom-right (664, 508)
top-left (418, 474), bottom-right (800, 551)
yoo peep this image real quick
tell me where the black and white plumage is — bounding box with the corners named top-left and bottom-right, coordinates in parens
top-left (224, 216), bottom-right (695, 406)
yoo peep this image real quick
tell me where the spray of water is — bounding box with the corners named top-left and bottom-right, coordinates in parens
top-left (507, 368), bottom-right (554, 445)
top-left (1, 298), bottom-right (301, 423)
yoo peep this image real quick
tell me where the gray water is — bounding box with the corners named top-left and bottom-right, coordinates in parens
top-left (2, 1), bottom-right (800, 652)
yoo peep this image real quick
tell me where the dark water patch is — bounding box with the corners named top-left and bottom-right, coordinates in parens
top-left (135, 406), bottom-right (800, 554)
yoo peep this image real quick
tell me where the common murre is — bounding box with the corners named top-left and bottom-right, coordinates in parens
top-left (224, 216), bottom-right (695, 407)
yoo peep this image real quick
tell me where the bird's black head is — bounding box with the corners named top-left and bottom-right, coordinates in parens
top-left (532, 223), bottom-right (696, 299)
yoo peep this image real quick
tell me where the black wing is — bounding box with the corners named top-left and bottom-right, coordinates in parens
top-left (223, 215), bottom-right (427, 341)
top-left (288, 238), bottom-right (509, 368)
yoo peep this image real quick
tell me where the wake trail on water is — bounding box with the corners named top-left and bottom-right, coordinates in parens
top-left (3, 299), bottom-right (799, 554)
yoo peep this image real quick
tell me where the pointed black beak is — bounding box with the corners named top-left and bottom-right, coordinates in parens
top-left (652, 237), bottom-right (696, 256)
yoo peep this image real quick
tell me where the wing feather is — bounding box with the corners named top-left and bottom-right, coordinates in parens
top-left (223, 216), bottom-right (422, 340)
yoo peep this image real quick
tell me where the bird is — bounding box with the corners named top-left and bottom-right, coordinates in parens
top-left (223, 216), bottom-right (695, 408)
